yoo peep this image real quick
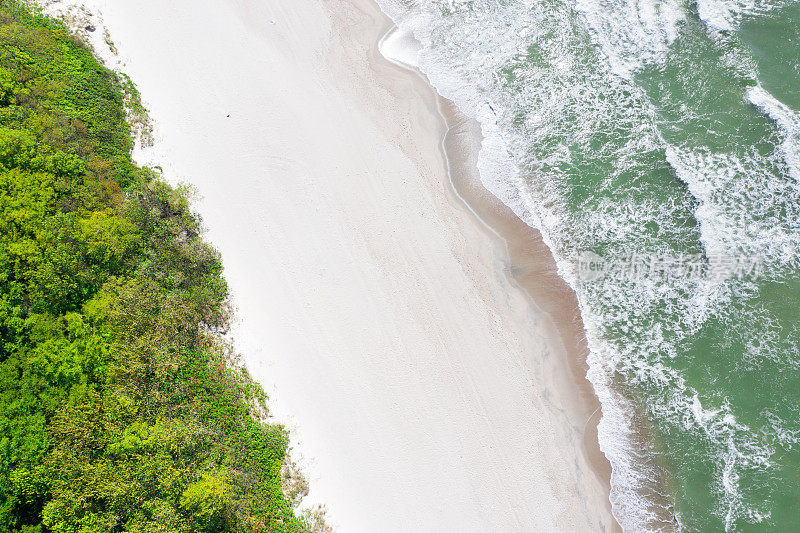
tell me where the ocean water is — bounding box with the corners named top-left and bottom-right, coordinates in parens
top-left (374, 0), bottom-right (800, 530)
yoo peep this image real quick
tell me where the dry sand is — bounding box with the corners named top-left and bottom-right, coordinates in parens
top-left (42, 0), bottom-right (620, 530)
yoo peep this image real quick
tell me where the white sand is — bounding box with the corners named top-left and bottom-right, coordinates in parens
top-left (42, 0), bottom-right (618, 530)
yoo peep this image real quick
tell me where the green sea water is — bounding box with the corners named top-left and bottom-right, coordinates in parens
top-left (378, 0), bottom-right (800, 530)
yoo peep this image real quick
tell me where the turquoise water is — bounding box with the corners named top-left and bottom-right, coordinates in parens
top-left (377, 0), bottom-right (800, 530)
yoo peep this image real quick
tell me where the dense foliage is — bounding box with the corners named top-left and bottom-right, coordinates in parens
top-left (0, 2), bottom-right (310, 531)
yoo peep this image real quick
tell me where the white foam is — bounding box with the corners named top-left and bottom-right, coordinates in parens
top-left (666, 137), bottom-right (800, 274)
top-left (475, 104), bottom-right (541, 229)
top-left (747, 85), bottom-right (800, 182)
top-left (696, 0), bottom-right (789, 32)
top-left (378, 26), bottom-right (422, 69)
top-left (572, 0), bottom-right (687, 78)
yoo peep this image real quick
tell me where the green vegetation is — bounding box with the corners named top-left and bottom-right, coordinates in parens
top-left (0, 2), bottom-right (315, 531)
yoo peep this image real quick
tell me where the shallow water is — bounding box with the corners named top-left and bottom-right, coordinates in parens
top-left (375, 0), bottom-right (800, 530)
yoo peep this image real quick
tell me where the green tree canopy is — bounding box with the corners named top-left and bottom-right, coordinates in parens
top-left (0, 2), bottom-right (313, 531)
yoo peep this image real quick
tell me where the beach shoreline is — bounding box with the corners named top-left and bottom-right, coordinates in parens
top-left (437, 100), bottom-right (618, 524)
top-left (375, 13), bottom-right (618, 528)
top-left (42, 0), bottom-right (620, 529)
top-left (376, 19), bottom-right (618, 526)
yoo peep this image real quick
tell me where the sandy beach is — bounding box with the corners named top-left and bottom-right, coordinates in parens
top-left (44, 0), bottom-right (620, 530)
